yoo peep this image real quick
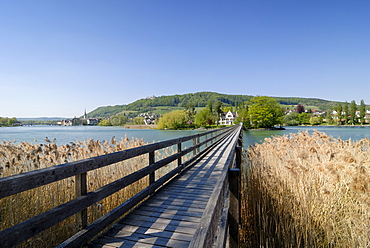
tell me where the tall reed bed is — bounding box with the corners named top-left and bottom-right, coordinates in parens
top-left (0, 137), bottom-right (176, 247)
top-left (242, 131), bottom-right (370, 247)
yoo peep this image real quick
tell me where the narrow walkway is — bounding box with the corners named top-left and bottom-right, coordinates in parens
top-left (89, 130), bottom-right (238, 247)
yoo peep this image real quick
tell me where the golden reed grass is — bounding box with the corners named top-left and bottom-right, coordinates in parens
top-left (0, 136), bottom-right (176, 247)
top-left (241, 131), bottom-right (370, 247)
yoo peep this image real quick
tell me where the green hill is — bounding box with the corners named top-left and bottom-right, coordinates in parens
top-left (87, 92), bottom-right (340, 118)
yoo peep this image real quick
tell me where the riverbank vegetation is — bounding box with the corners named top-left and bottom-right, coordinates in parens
top-left (157, 96), bottom-right (284, 130)
top-left (87, 92), bottom-right (341, 117)
top-left (0, 117), bottom-right (19, 127)
top-left (0, 137), bottom-right (177, 247)
top-left (242, 131), bottom-right (370, 247)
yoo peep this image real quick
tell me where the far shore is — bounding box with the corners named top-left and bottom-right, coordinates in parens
top-left (124, 124), bottom-right (157, 129)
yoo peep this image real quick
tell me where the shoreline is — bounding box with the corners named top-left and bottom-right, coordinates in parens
top-left (124, 124), bottom-right (157, 129)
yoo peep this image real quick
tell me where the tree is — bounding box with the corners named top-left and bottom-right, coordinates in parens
top-left (99, 119), bottom-right (112, 126)
top-left (110, 114), bottom-right (128, 126)
top-left (247, 96), bottom-right (283, 128)
top-left (334, 103), bottom-right (343, 125)
top-left (133, 117), bottom-right (144, 125)
top-left (297, 112), bottom-right (310, 125)
top-left (157, 110), bottom-right (187, 129)
top-left (214, 101), bottom-right (223, 125)
top-left (235, 108), bottom-right (250, 128)
top-left (296, 104), bottom-right (305, 114)
top-left (309, 116), bottom-right (321, 125)
top-left (195, 108), bottom-right (215, 127)
top-left (184, 103), bottom-right (196, 125)
top-left (283, 112), bottom-right (300, 126)
top-left (359, 99), bottom-right (366, 125)
top-left (343, 101), bottom-right (349, 124)
top-left (350, 100), bottom-right (357, 125)
top-left (325, 110), bottom-right (333, 125)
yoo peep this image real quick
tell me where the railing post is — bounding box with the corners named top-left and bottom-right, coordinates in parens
top-left (149, 151), bottom-right (155, 184)
top-left (193, 138), bottom-right (197, 156)
top-left (196, 137), bottom-right (200, 153)
top-left (75, 172), bottom-right (87, 230)
top-left (177, 143), bottom-right (182, 166)
top-left (228, 168), bottom-right (240, 248)
top-left (235, 146), bottom-right (242, 169)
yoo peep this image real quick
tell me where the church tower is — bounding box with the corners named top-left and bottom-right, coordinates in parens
top-left (84, 109), bottom-right (87, 119)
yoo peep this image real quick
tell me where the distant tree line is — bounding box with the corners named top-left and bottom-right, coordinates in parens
top-left (87, 92), bottom-right (342, 118)
top-left (0, 117), bottom-right (19, 127)
top-left (157, 96), bottom-right (284, 130)
top-left (282, 99), bottom-right (368, 126)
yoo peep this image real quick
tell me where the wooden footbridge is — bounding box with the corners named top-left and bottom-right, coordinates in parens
top-left (0, 125), bottom-right (243, 247)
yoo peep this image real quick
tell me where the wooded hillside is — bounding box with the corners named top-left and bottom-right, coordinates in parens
top-left (87, 92), bottom-right (340, 118)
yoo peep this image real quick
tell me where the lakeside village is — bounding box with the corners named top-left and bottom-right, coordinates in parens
top-left (0, 105), bottom-right (370, 129)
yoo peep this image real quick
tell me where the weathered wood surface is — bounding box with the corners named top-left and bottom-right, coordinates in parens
top-left (89, 126), bottom-right (241, 248)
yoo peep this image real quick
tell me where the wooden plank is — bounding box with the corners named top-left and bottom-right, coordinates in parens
top-left (144, 199), bottom-right (208, 210)
top-left (106, 223), bottom-right (193, 242)
top-left (91, 237), bottom-right (166, 248)
top-left (131, 209), bottom-right (202, 223)
top-left (139, 202), bottom-right (206, 213)
top-left (121, 215), bottom-right (199, 231)
top-left (119, 217), bottom-right (198, 234)
top-left (92, 234), bottom-right (190, 248)
top-left (137, 206), bottom-right (203, 218)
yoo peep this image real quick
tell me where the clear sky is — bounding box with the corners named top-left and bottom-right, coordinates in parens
top-left (1, 1), bottom-right (369, 118)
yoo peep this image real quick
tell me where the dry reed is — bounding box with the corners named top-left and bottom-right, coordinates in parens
top-left (0, 136), bottom-right (176, 247)
top-left (242, 131), bottom-right (370, 247)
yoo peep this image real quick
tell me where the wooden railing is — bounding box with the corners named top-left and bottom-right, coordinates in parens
top-left (190, 124), bottom-right (243, 248)
top-left (0, 125), bottom-right (241, 247)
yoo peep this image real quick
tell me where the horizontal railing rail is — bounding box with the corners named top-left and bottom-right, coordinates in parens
top-left (0, 125), bottom-right (240, 247)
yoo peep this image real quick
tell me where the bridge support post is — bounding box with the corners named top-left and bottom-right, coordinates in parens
top-left (75, 172), bottom-right (87, 230)
top-left (149, 151), bottom-right (155, 184)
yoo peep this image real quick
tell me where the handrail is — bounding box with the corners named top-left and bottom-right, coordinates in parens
top-left (189, 124), bottom-right (243, 248)
top-left (0, 125), bottom-right (239, 247)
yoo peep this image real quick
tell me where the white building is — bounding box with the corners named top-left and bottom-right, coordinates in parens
top-left (219, 111), bottom-right (238, 125)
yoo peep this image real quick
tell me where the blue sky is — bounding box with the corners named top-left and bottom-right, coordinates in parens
top-left (1, 1), bottom-right (369, 118)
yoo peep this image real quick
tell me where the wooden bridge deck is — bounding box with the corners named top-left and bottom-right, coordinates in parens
top-left (89, 130), bottom-right (238, 247)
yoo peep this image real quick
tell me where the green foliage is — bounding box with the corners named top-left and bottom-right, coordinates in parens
top-left (88, 105), bottom-right (127, 118)
top-left (309, 116), bottom-right (321, 125)
top-left (98, 119), bottom-right (112, 126)
top-left (0, 117), bottom-right (18, 127)
top-left (184, 103), bottom-right (196, 125)
top-left (248, 96), bottom-right (283, 128)
top-left (133, 117), bottom-right (144, 125)
top-left (350, 100), bottom-right (357, 124)
top-left (109, 114), bottom-right (128, 126)
top-left (195, 108), bottom-right (215, 127)
top-left (297, 112), bottom-right (310, 125)
top-left (343, 101), bottom-right (349, 124)
top-left (157, 110), bottom-right (187, 129)
top-left (283, 112), bottom-right (300, 126)
top-left (86, 92), bottom-right (344, 118)
top-left (235, 108), bottom-right (250, 128)
top-left (360, 100), bottom-right (366, 125)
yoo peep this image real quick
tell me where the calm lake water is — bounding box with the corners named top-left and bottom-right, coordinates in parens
top-left (0, 125), bottom-right (369, 148)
